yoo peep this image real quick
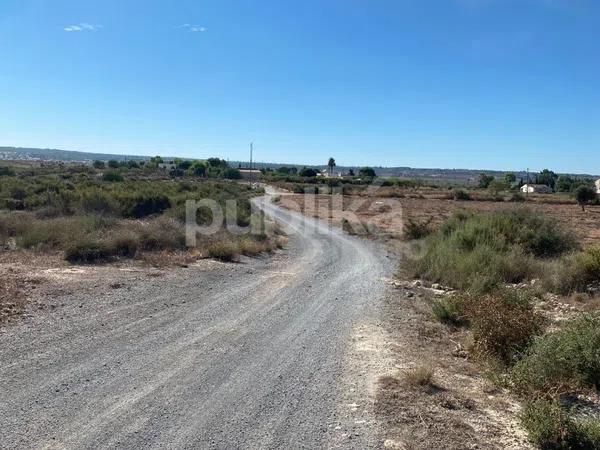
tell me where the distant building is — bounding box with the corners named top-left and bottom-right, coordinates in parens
top-left (317, 169), bottom-right (342, 178)
top-left (238, 168), bottom-right (261, 180)
top-left (520, 184), bottom-right (553, 194)
top-left (158, 162), bottom-right (176, 171)
top-left (595, 179), bottom-right (600, 194)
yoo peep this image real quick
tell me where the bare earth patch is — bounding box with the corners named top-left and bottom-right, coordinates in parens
top-left (278, 193), bottom-right (600, 245)
top-left (0, 250), bottom-right (240, 329)
top-left (374, 283), bottom-right (532, 450)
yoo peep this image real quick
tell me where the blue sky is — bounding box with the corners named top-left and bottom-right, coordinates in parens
top-left (1, 0), bottom-right (599, 173)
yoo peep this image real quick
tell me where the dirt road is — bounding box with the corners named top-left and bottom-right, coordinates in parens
top-left (0, 194), bottom-right (392, 449)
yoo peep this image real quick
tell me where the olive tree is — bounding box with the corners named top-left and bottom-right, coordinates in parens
top-left (575, 185), bottom-right (597, 211)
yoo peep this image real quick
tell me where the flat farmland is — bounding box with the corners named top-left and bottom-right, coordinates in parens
top-left (278, 191), bottom-right (600, 245)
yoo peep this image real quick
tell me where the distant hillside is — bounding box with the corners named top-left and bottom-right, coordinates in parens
top-left (0, 147), bottom-right (150, 162)
top-left (1, 146), bottom-right (596, 183)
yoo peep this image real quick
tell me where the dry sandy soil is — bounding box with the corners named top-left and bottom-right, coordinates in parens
top-left (276, 190), bottom-right (600, 449)
top-left (373, 280), bottom-right (533, 450)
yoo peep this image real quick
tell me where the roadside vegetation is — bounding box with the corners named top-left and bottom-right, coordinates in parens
top-left (0, 160), bottom-right (284, 265)
top-left (408, 207), bottom-right (600, 448)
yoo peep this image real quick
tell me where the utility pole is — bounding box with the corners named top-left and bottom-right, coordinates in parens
top-left (250, 142), bottom-right (254, 184)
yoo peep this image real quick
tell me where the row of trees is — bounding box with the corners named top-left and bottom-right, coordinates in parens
top-left (92, 157), bottom-right (243, 180)
top-left (268, 158), bottom-right (375, 179)
top-left (477, 169), bottom-right (598, 210)
top-left (478, 169), bottom-right (596, 194)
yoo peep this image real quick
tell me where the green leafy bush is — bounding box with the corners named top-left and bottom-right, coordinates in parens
top-left (119, 193), bottom-right (171, 218)
top-left (545, 246), bottom-right (600, 295)
top-left (453, 189), bottom-right (471, 200)
top-left (414, 210), bottom-right (576, 292)
top-left (510, 192), bottom-right (526, 202)
top-left (64, 240), bottom-right (114, 263)
top-left (431, 297), bottom-right (464, 326)
top-left (520, 399), bottom-right (575, 449)
top-left (80, 189), bottom-right (117, 214)
top-left (520, 399), bottom-right (600, 450)
top-left (512, 314), bottom-right (600, 396)
top-left (102, 171), bottom-right (123, 182)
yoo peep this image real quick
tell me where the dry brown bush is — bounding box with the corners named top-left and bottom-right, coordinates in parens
top-left (0, 274), bottom-right (26, 323)
top-left (404, 365), bottom-right (435, 388)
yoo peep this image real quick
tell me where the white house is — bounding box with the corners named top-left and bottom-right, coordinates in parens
top-left (595, 179), bottom-right (600, 194)
top-left (521, 184), bottom-right (553, 194)
top-left (238, 168), bottom-right (262, 180)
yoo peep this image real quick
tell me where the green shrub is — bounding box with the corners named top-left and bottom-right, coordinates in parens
top-left (576, 421), bottom-right (600, 449)
top-left (510, 192), bottom-right (526, 202)
top-left (135, 217), bottom-right (186, 251)
top-left (1, 198), bottom-right (24, 210)
top-left (207, 240), bottom-right (239, 262)
top-left (238, 238), bottom-right (268, 256)
top-left (415, 237), bottom-right (536, 292)
top-left (546, 246), bottom-right (600, 295)
top-left (431, 297), bottom-right (465, 326)
top-left (80, 189), bottom-right (117, 214)
top-left (120, 193), bottom-right (171, 218)
top-left (108, 233), bottom-right (138, 257)
top-left (8, 215), bottom-right (112, 250)
top-left (439, 290), bottom-right (541, 364)
top-left (222, 168), bottom-right (242, 180)
top-left (512, 314), bottom-right (600, 396)
top-left (64, 240), bottom-right (114, 263)
top-left (520, 399), bottom-right (574, 449)
top-left (0, 167), bottom-right (15, 176)
top-left (453, 189), bottom-right (471, 200)
top-left (462, 290), bottom-right (542, 365)
top-left (404, 217), bottom-right (433, 240)
top-left (102, 171), bottom-right (123, 182)
top-left (520, 399), bottom-right (600, 449)
top-left (414, 210), bottom-right (576, 292)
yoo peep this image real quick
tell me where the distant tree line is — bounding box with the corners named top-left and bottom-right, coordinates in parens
top-left (92, 156), bottom-right (243, 180)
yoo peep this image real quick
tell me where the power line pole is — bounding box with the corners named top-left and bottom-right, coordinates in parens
top-left (250, 142), bottom-right (254, 184)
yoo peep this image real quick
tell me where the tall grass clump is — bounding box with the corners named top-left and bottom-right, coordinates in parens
top-left (413, 210), bottom-right (577, 292)
top-left (544, 245), bottom-right (600, 295)
top-left (206, 240), bottom-right (240, 262)
top-left (64, 240), bottom-right (114, 263)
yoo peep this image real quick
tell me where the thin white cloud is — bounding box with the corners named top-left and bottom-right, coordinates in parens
top-left (64, 23), bottom-right (102, 32)
top-left (177, 24), bottom-right (207, 33)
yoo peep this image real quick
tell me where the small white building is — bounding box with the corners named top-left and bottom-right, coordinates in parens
top-left (521, 184), bottom-right (553, 194)
top-left (238, 168), bottom-right (261, 180)
top-left (158, 162), bottom-right (176, 171)
top-left (317, 169), bottom-right (342, 178)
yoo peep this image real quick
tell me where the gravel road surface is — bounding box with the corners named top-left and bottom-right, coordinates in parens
top-left (0, 193), bottom-right (392, 449)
